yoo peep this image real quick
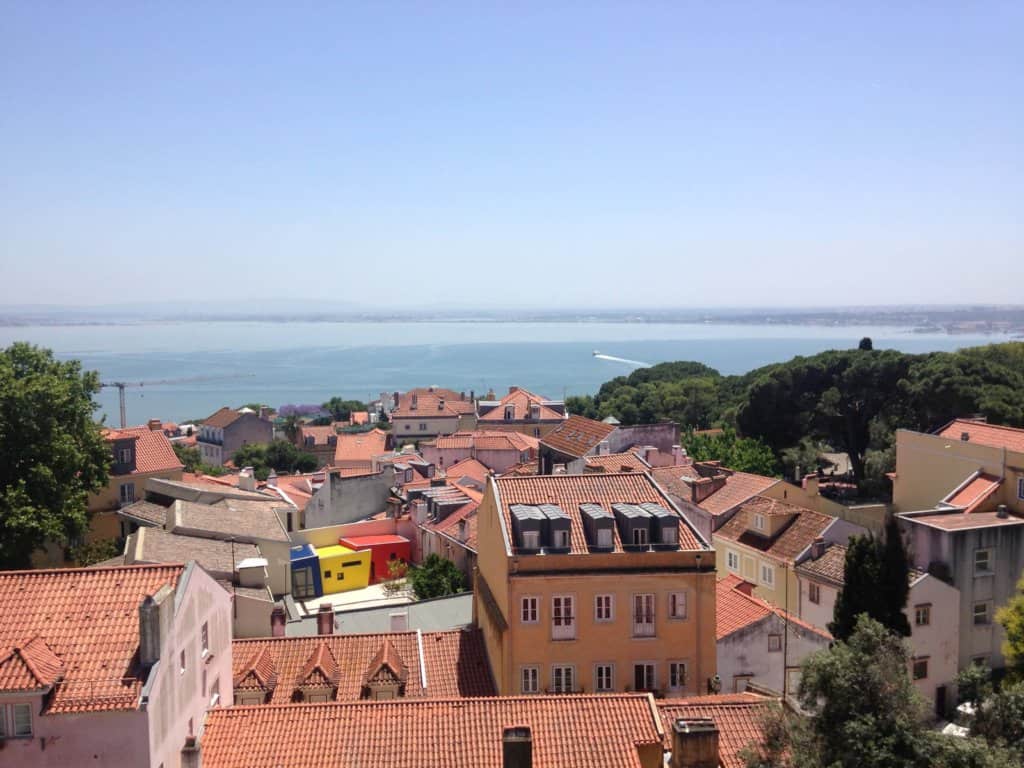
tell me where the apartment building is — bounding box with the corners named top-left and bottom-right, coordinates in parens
top-left (474, 473), bottom-right (716, 697)
top-left (476, 385), bottom-right (567, 439)
top-left (389, 387), bottom-right (477, 440)
top-left (420, 429), bottom-right (539, 474)
top-left (196, 406), bottom-right (273, 466)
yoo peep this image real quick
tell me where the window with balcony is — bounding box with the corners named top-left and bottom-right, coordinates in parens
top-left (668, 661), bottom-right (687, 691)
top-left (595, 594), bottom-right (614, 622)
top-left (669, 592), bottom-right (687, 620)
top-left (521, 666), bottom-right (539, 694)
top-left (974, 548), bottom-right (993, 575)
top-left (808, 582), bottom-right (821, 605)
top-left (551, 665), bottom-right (575, 693)
top-left (632, 593), bottom-right (655, 637)
top-left (521, 596), bottom-right (539, 624)
top-left (914, 604), bottom-right (931, 627)
top-left (633, 663), bottom-right (656, 692)
top-left (520, 531), bottom-right (540, 550)
top-left (552, 596), bottom-right (575, 640)
top-left (595, 663), bottom-right (614, 692)
top-left (552, 529), bottom-right (570, 549)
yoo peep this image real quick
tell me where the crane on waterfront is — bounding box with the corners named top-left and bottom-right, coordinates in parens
top-left (100, 374), bottom-right (255, 428)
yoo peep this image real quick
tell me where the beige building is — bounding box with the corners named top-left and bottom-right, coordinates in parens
top-left (390, 387), bottom-right (477, 441)
top-left (476, 385), bottom-right (567, 439)
top-left (474, 473), bottom-right (717, 697)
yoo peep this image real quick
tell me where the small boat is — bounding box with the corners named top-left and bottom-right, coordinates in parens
top-left (592, 350), bottom-right (601, 356)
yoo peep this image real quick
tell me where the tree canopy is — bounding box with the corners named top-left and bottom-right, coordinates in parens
top-left (408, 554), bottom-right (466, 600)
top-left (683, 428), bottom-right (779, 476)
top-left (322, 397), bottom-right (367, 422)
top-left (173, 443), bottom-right (226, 476)
top-left (0, 343), bottom-right (112, 569)
top-left (233, 439), bottom-right (318, 480)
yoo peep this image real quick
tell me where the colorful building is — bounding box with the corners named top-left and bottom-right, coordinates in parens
top-left (290, 543), bottom-right (324, 599)
top-left (317, 544), bottom-right (372, 594)
top-left (338, 534), bottom-right (411, 583)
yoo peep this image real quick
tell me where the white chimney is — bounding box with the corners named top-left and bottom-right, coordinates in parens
top-left (139, 584), bottom-right (175, 668)
top-left (238, 467), bottom-right (257, 491)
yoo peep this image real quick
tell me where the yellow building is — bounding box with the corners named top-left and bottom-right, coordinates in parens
top-left (317, 544), bottom-right (371, 594)
top-left (474, 473), bottom-right (717, 697)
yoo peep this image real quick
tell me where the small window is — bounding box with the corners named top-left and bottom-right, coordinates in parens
top-left (597, 528), bottom-right (613, 548)
top-left (633, 663), bottom-right (656, 692)
top-left (974, 548), bottom-right (993, 575)
top-left (180, 649), bottom-right (186, 674)
top-left (521, 531), bottom-right (540, 550)
top-left (1018, 477), bottom-right (1024, 500)
top-left (972, 655), bottom-right (990, 668)
top-left (118, 447), bottom-right (133, 464)
top-left (726, 550), bottom-right (739, 571)
top-left (668, 661), bottom-right (687, 690)
top-left (342, 561), bottom-right (362, 567)
top-left (209, 677), bottom-right (220, 707)
top-left (753, 513), bottom-right (766, 531)
top-left (768, 634), bottom-right (782, 652)
top-left (8, 703), bottom-right (32, 737)
top-left (661, 526), bottom-right (677, 545)
top-left (324, 570), bottom-right (332, 579)
top-left (418, 423), bottom-right (427, 431)
top-left (521, 596), bottom-right (539, 624)
top-left (552, 529), bottom-right (570, 549)
top-left (119, 482), bottom-right (135, 504)
top-left (913, 658), bottom-right (929, 680)
top-left (914, 604), bottom-right (931, 627)
top-left (533, 428), bottom-right (540, 437)
top-left (202, 668), bottom-right (207, 698)
top-left (973, 602), bottom-right (991, 625)
top-left (552, 665), bottom-right (575, 693)
top-left (404, 424), bottom-right (410, 430)
top-left (808, 582), bottom-right (821, 605)
top-left (632, 527), bottom-right (649, 547)
top-left (760, 563), bottom-right (775, 588)
top-left (669, 592), bottom-right (687, 620)
top-left (595, 663), bottom-right (614, 692)
top-left (201, 622), bottom-right (210, 656)
top-left (521, 666), bottom-right (539, 694)
top-left (595, 594), bottom-right (614, 622)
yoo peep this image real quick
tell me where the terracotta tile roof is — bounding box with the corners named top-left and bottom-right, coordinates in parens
top-left (445, 457), bottom-right (491, 484)
top-left (363, 638), bottom-right (408, 685)
top-left (478, 387), bottom-right (565, 422)
top-left (104, 425), bottom-right (183, 475)
top-left (230, 629), bottom-right (494, 703)
top-left (297, 642), bottom-right (341, 690)
top-left (944, 473), bottom-right (1003, 513)
top-left (714, 496), bottom-right (833, 565)
top-left (0, 636), bottom-right (65, 691)
top-left (266, 475), bottom-right (316, 510)
top-left (501, 460), bottom-right (539, 476)
top-left (0, 564), bottom-right (183, 712)
top-left (202, 406), bottom-right (245, 429)
top-left (201, 693), bottom-right (663, 768)
top-left (936, 419), bottom-right (1024, 453)
top-left (650, 465), bottom-right (778, 517)
top-left (716, 575), bottom-right (831, 641)
top-left (540, 415), bottom-right (616, 458)
top-left (334, 428), bottom-right (389, 466)
top-left (117, 499), bottom-right (168, 526)
top-left (393, 388), bottom-right (476, 419)
top-left (794, 544), bottom-right (847, 585)
top-left (350, 411), bottom-right (370, 425)
top-left (234, 646), bottom-right (278, 694)
top-left (494, 473), bottom-right (706, 554)
top-left (296, 425), bottom-right (338, 446)
top-left (585, 452), bottom-right (650, 473)
top-left (169, 499), bottom-right (290, 543)
top-left (657, 693), bottom-right (776, 768)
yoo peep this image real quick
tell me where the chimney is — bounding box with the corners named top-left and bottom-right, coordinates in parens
top-left (181, 736), bottom-right (202, 768)
top-left (470, 390), bottom-right (475, 402)
top-left (961, 431), bottom-right (970, 442)
top-left (458, 518), bottom-right (468, 543)
top-left (671, 718), bottom-right (719, 768)
top-left (238, 467), bottom-right (257, 492)
top-left (317, 604), bottom-right (334, 635)
top-left (997, 504), bottom-right (1010, 519)
top-left (502, 726), bottom-right (532, 768)
top-left (271, 606), bottom-right (286, 637)
top-left (411, 394), bottom-right (418, 411)
top-left (509, 386), bottom-right (520, 394)
top-left (671, 444), bottom-right (683, 463)
top-left (439, 398), bottom-right (446, 411)
top-left (139, 584), bottom-right (175, 668)
top-left (810, 536), bottom-right (827, 559)
top-left (389, 611), bottom-right (409, 632)
top-left (460, 391), bottom-right (466, 401)
top-left (393, 391), bottom-right (400, 408)
top-left (148, 418), bottom-right (162, 431)
top-left (598, 440), bottom-right (610, 456)
top-left (258, 406), bottom-right (271, 421)
top-left (267, 469), bottom-right (278, 487)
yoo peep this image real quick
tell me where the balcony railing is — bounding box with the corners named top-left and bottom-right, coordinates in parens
top-left (551, 621), bottom-right (576, 641)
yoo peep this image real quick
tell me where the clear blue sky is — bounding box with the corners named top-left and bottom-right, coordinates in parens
top-left (1, 2), bottom-right (1021, 309)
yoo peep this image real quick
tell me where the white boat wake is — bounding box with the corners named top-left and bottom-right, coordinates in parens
top-left (593, 352), bottom-right (650, 367)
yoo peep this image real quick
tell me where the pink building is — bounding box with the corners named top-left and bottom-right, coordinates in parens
top-left (0, 563), bottom-right (232, 767)
top-left (420, 430), bottom-right (538, 474)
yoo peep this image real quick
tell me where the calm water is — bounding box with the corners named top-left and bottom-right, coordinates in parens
top-left (0, 321), bottom-right (1001, 424)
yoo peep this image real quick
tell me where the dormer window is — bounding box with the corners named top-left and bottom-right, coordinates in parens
top-left (661, 526), bottom-right (677, 545)
top-left (597, 528), bottom-right (612, 548)
top-left (552, 529), bottom-right (570, 549)
top-left (752, 513), bottom-right (766, 532)
top-left (632, 527), bottom-right (649, 547)
top-left (521, 531), bottom-right (540, 550)
top-left (118, 447), bottom-right (133, 464)
top-left (504, 405), bottom-right (515, 421)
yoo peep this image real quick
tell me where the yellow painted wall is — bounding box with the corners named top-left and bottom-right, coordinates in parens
top-left (318, 544), bottom-right (371, 594)
top-left (715, 538), bottom-right (800, 613)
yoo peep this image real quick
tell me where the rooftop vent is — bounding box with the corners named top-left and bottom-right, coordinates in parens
top-left (671, 718), bottom-right (719, 768)
top-left (997, 504), bottom-right (1010, 519)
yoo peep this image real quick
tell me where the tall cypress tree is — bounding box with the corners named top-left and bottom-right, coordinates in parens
top-left (829, 516), bottom-right (911, 640)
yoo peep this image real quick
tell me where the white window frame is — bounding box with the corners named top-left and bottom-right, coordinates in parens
top-left (552, 529), bottom-right (570, 549)
top-left (521, 596), bottom-right (539, 624)
top-left (668, 661), bottom-right (688, 691)
top-left (551, 664), bottom-right (575, 693)
top-left (633, 662), bottom-right (656, 692)
top-left (914, 604), bottom-right (931, 627)
top-left (119, 482), bottom-right (135, 504)
top-left (118, 447), bottom-right (133, 464)
top-left (760, 562), bottom-right (775, 588)
top-left (632, 527), bottom-right (649, 547)
top-left (753, 513), bottom-right (766, 531)
top-left (0, 703), bottom-right (33, 738)
top-left (520, 531), bottom-right (540, 550)
top-left (974, 548), bottom-right (993, 576)
top-left (594, 594), bottom-right (614, 622)
top-left (808, 582), bottom-right (821, 605)
top-left (594, 663), bottom-right (614, 692)
top-left (726, 550), bottom-right (740, 572)
top-left (551, 595), bottom-right (576, 640)
top-left (521, 666), bottom-right (539, 694)
top-left (669, 591), bottom-right (688, 620)
top-left (632, 593), bottom-right (656, 637)
top-left (973, 601), bottom-right (991, 626)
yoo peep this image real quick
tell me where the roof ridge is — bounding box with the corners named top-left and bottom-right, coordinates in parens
top-left (0, 563), bottom-right (185, 577)
top-left (217, 692), bottom-right (655, 711)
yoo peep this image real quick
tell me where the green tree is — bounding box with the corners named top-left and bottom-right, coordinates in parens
top-left (859, 337), bottom-right (874, 351)
top-left (956, 663), bottom-right (993, 708)
top-left (322, 397), bottom-right (367, 422)
top-left (233, 440), bottom-right (318, 479)
top-left (68, 537), bottom-right (123, 566)
top-left (281, 413), bottom-right (303, 442)
top-left (0, 343), bottom-right (112, 569)
top-left (408, 554), bottom-right (466, 600)
top-left (996, 570), bottom-right (1024, 679)
top-left (173, 442), bottom-right (225, 476)
top-left (971, 682), bottom-right (1024, 759)
top-left (685, 428), bottom-right (779, 476)
top-left (830, 517), bottom-right (910, 640)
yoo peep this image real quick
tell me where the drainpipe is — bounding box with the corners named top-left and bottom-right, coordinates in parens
top-left (695, 552), bottom-right (702, 694)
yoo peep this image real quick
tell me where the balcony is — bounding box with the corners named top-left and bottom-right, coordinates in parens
top-left (632, 619), bottom-right (655, 638)
top-left (551, 621), bottom-right (576, 641)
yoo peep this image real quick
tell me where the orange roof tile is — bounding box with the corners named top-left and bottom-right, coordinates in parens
top-left (585, 452), bottom-right (649, 473)
top-left (363, 638), bottom-right (408, 686)
top-left (715, 496), bottom-right (833, 564)
top-left (657, 693), bottom-right (776, 768)
top-left (936, 419), bottom-right (1024, 453)
top-left (0, 635), bottom-right (65, 691)
top-left (944, 473), bottom-right (1003, 513)
top-left (202, 406), bottom-right (245, 429)
top-left (105, 425), bottom-right (183, 475)
top-left (333, 428), bottom-right (390, 466)
top-left (234, 646), bottom-right (278, 694)
top-left (231, 629), bottom-right (494, 703)
top-left (393, 388), bottom-right (476, 419)
top-left (201, 694), bottom-right (663, 768)
top-left (296, 425), bottom-right (338, 446)
top-left (478, 387), bottom-right (565, 422)
top-left (540, 414), bottom-right (616, 458)
top-left (494, 473), bottom-right (705, 554)
top-left (0, 564), bottom-right (183, 712)
top-left (445, 457), bottom-right (490, 484)
top-left (650, 465), bottom-right (778, 517)
top-left (716, 575), bottom-right (831, 641)
top-left (297, 642), bottom-right (340, 690)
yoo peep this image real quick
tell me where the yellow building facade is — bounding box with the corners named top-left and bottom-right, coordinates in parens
top-left (317, 544), bottom-right (371, 594)
top-left (474, 473), bottom-right (717, 697)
